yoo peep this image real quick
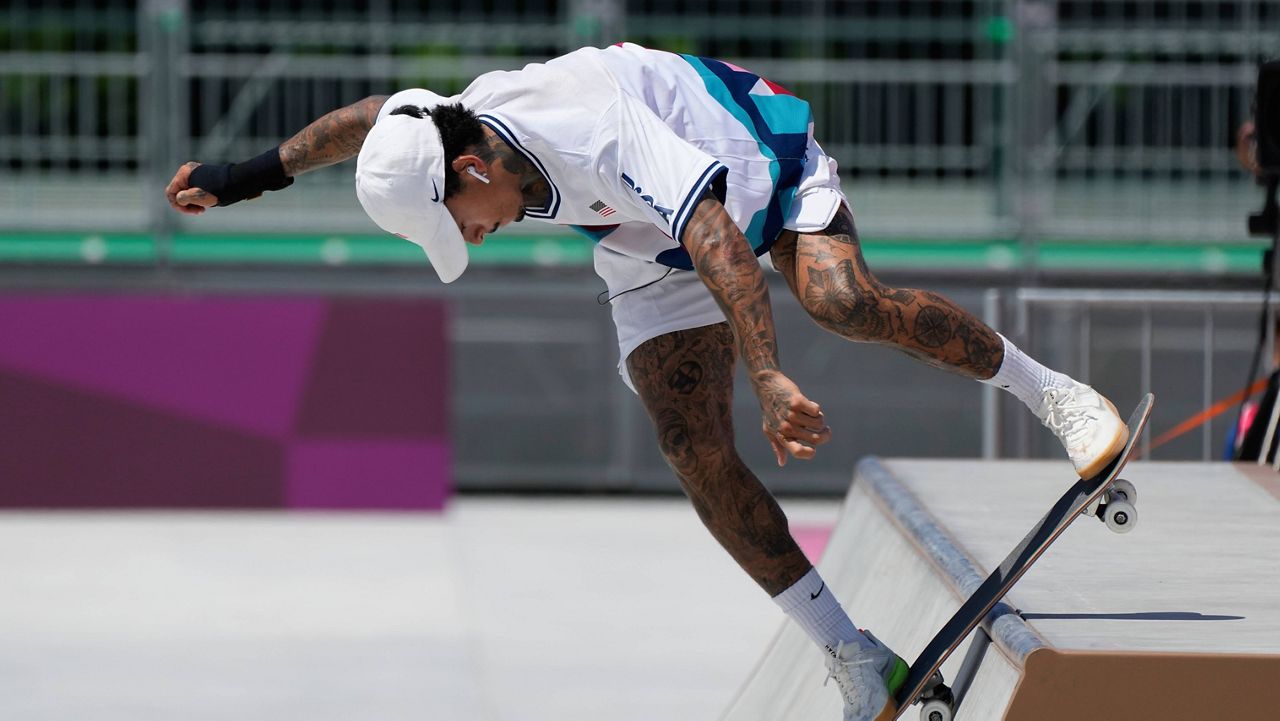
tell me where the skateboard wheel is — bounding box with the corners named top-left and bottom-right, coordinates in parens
top-left (1111, 479), bottom-right (1137, 505)
top-left (919, 698), bottom-right (953, 721)
top-left (1103, 498), bottom-right (1137, 534)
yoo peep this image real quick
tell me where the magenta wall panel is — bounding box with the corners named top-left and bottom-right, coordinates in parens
top-left (0, 295), bottom-right (450, 510)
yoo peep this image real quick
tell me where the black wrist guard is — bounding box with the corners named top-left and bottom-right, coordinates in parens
top-left (188, 147), bottom-right (294, 206)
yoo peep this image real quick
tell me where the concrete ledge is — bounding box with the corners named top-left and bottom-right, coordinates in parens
top-left (1011, 649), bottom-right (1280, 721)
top-left (721, 458), bottom-right (1027, 721)
top-left (857, 456), bottom-right (1048, 667)
top-left (725, 458), bottom-right (1280, 720)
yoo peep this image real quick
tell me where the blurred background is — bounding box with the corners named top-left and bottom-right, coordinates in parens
top-left (3, 0), bottom-right (1277, 493)
top-left (1, 1), bottom-right (1278, 719)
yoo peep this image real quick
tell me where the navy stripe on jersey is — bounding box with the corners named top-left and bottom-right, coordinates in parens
top-left (671, 161), bottom-right (729, 247)
top-left (680, 54), bottom-right (811, 258)
top-left (657, 162), bottom-right (727, 270)
top-left (478, 114), bottom-right (561, 219)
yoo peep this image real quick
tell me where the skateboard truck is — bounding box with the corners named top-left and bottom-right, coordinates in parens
top-left (1083, 478), bottom-right (1138, 534)
top-left (911, 624), bottom-right (993, 721)
top-left (917, 673), bottom-right (954, 721)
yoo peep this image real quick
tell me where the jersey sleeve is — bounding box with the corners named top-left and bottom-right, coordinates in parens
top-left (599, 93), bottom-right (728, 246)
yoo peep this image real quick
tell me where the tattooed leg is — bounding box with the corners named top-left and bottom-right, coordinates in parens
top-left (627, 323), bottom-right (812, 596)
top-left (770, 204), bottom-right (1005, 379)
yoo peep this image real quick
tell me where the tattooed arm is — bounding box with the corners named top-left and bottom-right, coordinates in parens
top-left (166, 95), bottom-right (388, 214)
top-left (683, 193), bottom-right (832, 465)
top-left (684, 193), bottom-right (780, 380)
top-left (278, 95), bottom-right (388, 176)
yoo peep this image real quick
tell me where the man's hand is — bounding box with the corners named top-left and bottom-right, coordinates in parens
top-left (165, 161), bottom-right (220, 215)
top-left (1237, 121), bottom-right (1262, 179)
top-left (681, 192), bottom-right (830, 464)
top-left (755, 370), bottom-right (832, 467)
top-left (163, 94), bottom-right (387, 217)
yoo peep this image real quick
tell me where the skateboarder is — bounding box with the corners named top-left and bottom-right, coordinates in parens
top-left (164, 43), bottom-right (1128, 721)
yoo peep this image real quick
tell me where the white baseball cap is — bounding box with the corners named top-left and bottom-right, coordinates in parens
top-left (355, 93), bottom-right (468, 283)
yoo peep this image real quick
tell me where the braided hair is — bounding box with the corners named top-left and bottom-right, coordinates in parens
top-left (388, 102), bottom-right (484, 200)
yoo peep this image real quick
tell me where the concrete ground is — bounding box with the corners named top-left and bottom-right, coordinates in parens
top-left (0, 497), bottom-right (839, 721)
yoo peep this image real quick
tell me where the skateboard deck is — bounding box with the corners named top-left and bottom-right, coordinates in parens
top-left (890, 393), bottom-right (1155, 720)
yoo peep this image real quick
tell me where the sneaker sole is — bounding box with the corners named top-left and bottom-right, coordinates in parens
top-left (1075, 398), bottom-right (1129, 479)
top-left (873, 700), bottom-right (898, 721)
top-left (872, 657), bottom-right (908, 721)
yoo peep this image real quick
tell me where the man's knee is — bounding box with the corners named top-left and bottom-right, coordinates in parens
top-left (799, 260), bottom-right (897, 342)
top-left (653, 407), bottom-right (742, 485)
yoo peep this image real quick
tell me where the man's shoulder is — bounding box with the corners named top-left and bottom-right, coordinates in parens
top-left (461, 61), bottom-right (621, 159)
top-left (463, 50), bottom-right (614, 102)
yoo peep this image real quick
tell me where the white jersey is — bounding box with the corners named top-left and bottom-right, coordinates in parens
top-left (377, 43), bottom-right (816, 271)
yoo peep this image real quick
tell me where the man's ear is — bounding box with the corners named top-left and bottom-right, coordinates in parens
top-left (452, 154), bottom-right (487, 176)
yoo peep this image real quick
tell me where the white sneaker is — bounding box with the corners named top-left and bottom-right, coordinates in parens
top-left (1035, 382), bottom-right (1128, 478)
top-left (824, 631), bottom-right (908, 721)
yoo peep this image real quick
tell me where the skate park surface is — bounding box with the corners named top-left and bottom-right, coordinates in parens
top-left (0, 498), bottom-right (833, 721)
top-left (6, 461), bottom-right (1279, 721)
top-left (723, 459), bottom-right (1280, 721)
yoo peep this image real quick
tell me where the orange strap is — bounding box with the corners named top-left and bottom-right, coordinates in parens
top-left (1145, 377), bottom-right (1272, 453)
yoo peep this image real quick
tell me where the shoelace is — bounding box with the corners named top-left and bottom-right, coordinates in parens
top-left (823, 640), bottom-right (878, 690)
top-left (1039, 388), bottom-right (1095, 445)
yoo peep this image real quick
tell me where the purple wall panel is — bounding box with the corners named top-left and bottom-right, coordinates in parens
top-left (0, 371), bottom-right (284, 508)
top-left (0, 296), bottom-right (324, 436)
top-left (286, 441), bottom-right (451, 510)
top-left (295, 300), bottom-right (449, 437)
top-left (0, 295), bottom-right (450, 510)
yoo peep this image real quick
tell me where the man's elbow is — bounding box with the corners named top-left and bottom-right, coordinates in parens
top-left (356, 95), bottom-right (390, 128)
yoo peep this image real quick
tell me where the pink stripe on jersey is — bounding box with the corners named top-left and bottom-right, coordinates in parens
top-left (761, 77), bottom-right (795, 96)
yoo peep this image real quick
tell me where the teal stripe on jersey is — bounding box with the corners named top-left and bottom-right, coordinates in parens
top-left (570, 225), bottom-right (619, 243)
top-left (680, 57), bottom-right (773, 248)
top-left (678, 54), bottom-right (812, 255)
top-left (754, 94), bottom-right (813, 140)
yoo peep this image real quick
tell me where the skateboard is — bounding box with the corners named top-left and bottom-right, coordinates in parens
top-left (890, 393), bottom-right (1155, 721)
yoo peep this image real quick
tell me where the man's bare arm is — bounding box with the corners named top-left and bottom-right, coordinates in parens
top-left (683, 192), bottom-right (780, 381)
top-left (167, 95), bottom-right (388, 214)
top-left (682, 192), bottom-right (830, 465)
top-left (279, 94), bottom-right (388, 176)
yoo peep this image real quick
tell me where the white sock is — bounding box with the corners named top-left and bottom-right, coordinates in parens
top-left (772, 567), bottom-right (871, 653)
top-left (981, 334), bottom-right (1074, 408)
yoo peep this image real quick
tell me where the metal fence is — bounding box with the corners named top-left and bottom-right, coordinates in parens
top-left (2, 0), bottom-right (1275, 260)
top-left (355, 278), bottom-right (1280, 488)
top-left (990, 287), bottom-right (1271, 463)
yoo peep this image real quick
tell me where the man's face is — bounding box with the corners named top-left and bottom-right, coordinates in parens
top-left (444, 155), bottom-right (525, 246)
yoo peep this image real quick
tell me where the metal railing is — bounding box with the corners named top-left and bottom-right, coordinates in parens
top-left (988, 287), bottom-right (1275, 462)
top-left (1, 0), bottom-right (1273, 263)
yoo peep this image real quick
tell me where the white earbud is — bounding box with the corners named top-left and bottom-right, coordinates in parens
top-left (466, 166), bottom-right (491, 184)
